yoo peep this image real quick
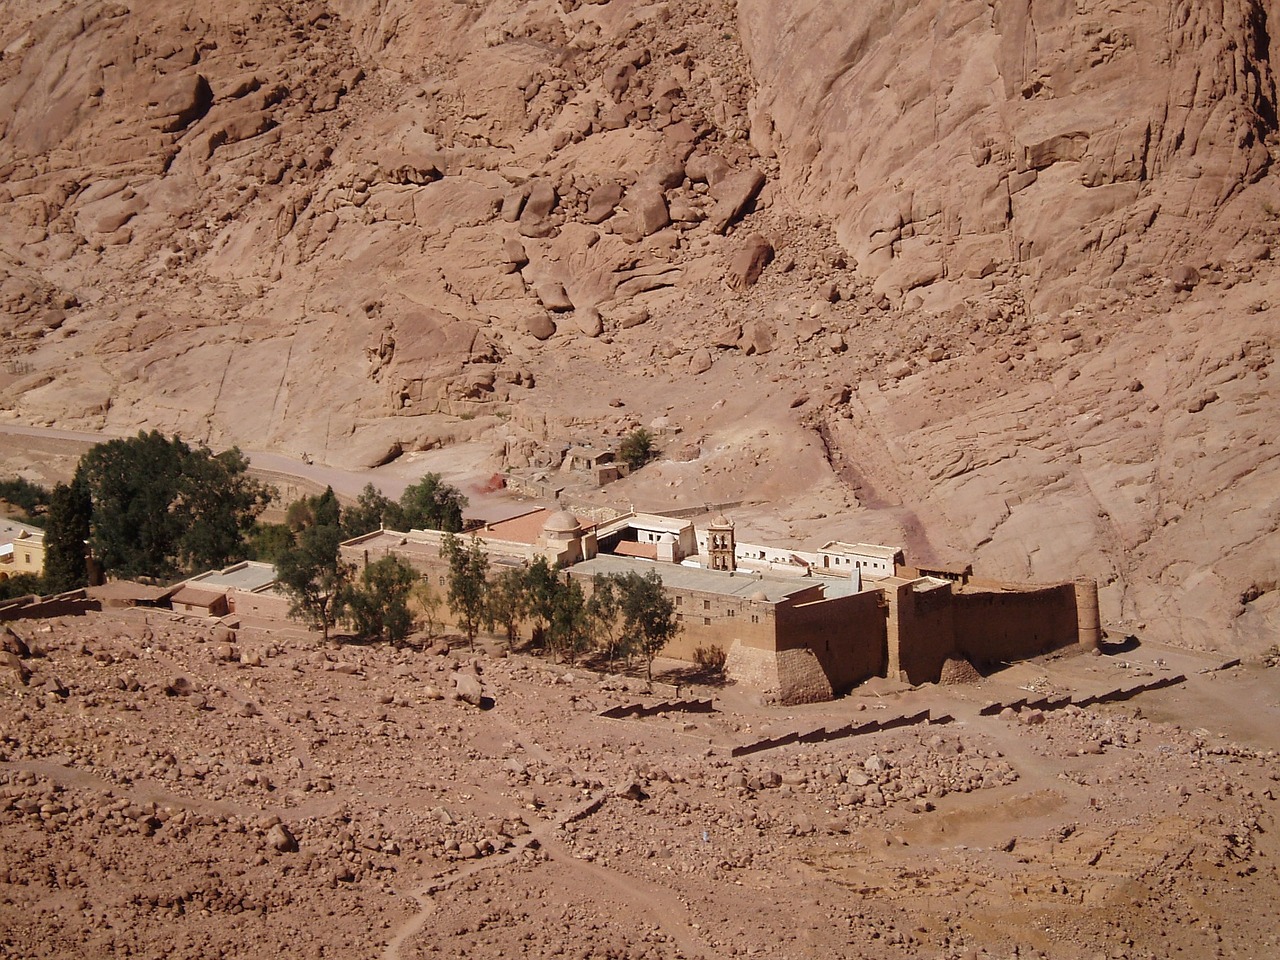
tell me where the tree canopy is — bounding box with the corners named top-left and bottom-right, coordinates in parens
top-left (275, 520), bottom-right (349, 641)
top-left (62, 431), bottom-right (270, 581)
top-left (442, 532), bottom-right (488, 649)
top-left (618, 428), bottom-right (656, 471)
top-left (616, 569), bottom-right (681, 681)
top-left (0, 477), bottom-right (50, 525)
top-left (41, 476), bottom-right (91, 592)
top-left (399, 473), bottom-right (467, 533)
top-left (342, 555), bottom-right (416, 644)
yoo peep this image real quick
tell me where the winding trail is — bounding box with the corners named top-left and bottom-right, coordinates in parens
top-left (381, 783), bottom-right (731, 960)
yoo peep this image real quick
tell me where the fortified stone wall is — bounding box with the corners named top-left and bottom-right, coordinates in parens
top-left (775, 590), bottom-right (886, 694)
top-left (886, 581), bottom-right (958, 685)
top-left (953, 582), bottom-right (1080, 667)
top-left (723, 641), bottom-right (833, 705)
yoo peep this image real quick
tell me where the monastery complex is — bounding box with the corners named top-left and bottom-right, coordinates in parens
top-left (341, 507), bottom-right (1101, 705)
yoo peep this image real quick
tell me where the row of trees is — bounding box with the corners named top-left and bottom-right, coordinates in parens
top-left (270, 479), bottom-right (467, 643)
top-left (4, 436), bottom-right (681, 678)
top-left (272, 492), bottom-right (681, 679)
top-left (2, 430), bottom-right (469, 606)
top-left (439, 534), bottom-right (680, 680)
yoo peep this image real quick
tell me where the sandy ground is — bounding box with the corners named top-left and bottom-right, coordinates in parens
top-left (2, 607), bottom-right (1278, 960)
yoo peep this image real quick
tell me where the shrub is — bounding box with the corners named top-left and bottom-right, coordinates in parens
top-left (693, 644), bottom-right (727, 673)
top-left (618, 428), bottom-right (656, 471)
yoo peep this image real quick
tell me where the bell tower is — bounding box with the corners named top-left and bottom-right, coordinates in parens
top-left (707, 514), bottom-right (736, 572)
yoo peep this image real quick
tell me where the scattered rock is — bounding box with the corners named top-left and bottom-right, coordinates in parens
top-left (725, 234), bottom-right (774, 289)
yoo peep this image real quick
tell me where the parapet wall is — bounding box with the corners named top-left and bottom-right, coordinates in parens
top-left (0, 590), bottom-right (100, 622)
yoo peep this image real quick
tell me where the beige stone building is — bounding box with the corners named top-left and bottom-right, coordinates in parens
top-left (0, 519), bottom-right (46, 579)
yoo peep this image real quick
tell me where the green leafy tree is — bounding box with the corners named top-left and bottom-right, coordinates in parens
top-left (412, 580), bottom-right (444, 637)
top-left (342, 556), bottom-right (416, 643)
top-left (177, 447), bottom-right (274, 573)
top-left (285, 486), bottom-right (341, 532)
top-left (247, 522), bottom-right (295, 564)
top-left (522, 555), bottom-right (560, 652)
top-left (341, 483), bottom-right (402, 538)
top-left (399, 474), bottom-right (467, 532)
top-left (0, 477), bottom-right (50, 524)
top-left (618, 428), bottom-right (656, 471)
top-left (586, 573), bottom-right (625, 668)
top-left (483, 566), bottom-right (529, 649)
top-left (442, 532), bottom-right (489, 649)
top-left (548, 576), bottom-right (591, 664)
top-left (41, 477), bottom-right (91, 592)
top-left (276, 523), bottom-right (350, 641)
top-left (617, 569), bottom-right (680, 682)
top-left (0, 573), bottom-right (44, 602)
top-left (73, 431), bottom-right (270, 580)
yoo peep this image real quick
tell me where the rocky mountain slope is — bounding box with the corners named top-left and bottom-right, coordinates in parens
top-left (1, 0), bottom-right (1277, 653)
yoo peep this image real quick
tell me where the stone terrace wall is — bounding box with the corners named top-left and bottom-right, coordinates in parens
top-left (0, 590), bottom-right (100, 622)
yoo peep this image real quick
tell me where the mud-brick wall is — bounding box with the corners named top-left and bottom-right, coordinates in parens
top-left (886, 582), bottom-right (957, 685)
top-left (953, 583), bottom-right (1079, 667)
top-left (776, 591), bottom-right (886, 693)
top-left (231, 589), bottom-right (291, 620)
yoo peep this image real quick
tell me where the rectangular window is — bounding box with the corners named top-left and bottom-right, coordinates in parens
top-left (728, 609), bottom-right (736, 617)
top-left (751, 614), bottom-right (759, 624)
top-left (703, 617), bottom-right (710, 626)
top-left (703, 599), bottom-right (710, 610)
top-left (676, 613), bottom-right (683, 622)
top-left (676, 595), bottom-right (682, 606)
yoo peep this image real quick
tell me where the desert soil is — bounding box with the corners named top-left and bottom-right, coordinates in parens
top-left (2, 609), bottom-right (1278, 960)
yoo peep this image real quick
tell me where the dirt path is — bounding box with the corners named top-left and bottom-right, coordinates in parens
top-left (381, 790), bottom-right (607, 960)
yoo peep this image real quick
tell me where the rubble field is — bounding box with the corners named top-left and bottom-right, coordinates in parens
top-left (2, 609), bottom-right (1278, 960)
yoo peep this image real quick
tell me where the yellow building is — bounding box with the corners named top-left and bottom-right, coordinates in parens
top-left (0, 519), bottom-right (46, 579)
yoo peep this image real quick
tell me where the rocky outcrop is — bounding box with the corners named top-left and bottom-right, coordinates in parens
top-left (739, 0), bottom-right (1278, 310)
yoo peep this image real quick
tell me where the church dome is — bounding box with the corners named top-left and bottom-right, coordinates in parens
top-left (710, 514), bottom-right (732, 527)
top-left (542, 510), bottom-right (582, 535)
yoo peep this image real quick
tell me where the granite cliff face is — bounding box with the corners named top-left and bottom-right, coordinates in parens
top-left (740, 0), bottom-right (1278, 309)
top-left (0, 0), bottom-right (1277, 653)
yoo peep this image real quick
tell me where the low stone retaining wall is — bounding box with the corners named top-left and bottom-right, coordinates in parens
top-left (978, 674), bottom-right (1187, 716)
top-left (0, 590), bottom-right (100, 622)
top-left (730, 708), bottom-right (946, 757)
top-left (598, 698), bottom-right (717, 720)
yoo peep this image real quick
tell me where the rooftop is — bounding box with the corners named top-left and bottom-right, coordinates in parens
top-left (568, 555), bottom-right (866, 602)
top-left (0, 518), bottom-right (45, 543)
top-left (596, 512), bottom-right (692, 538)
top-left (186, 560), bottom-right (279, 593)
top-left (481, 508), bottom-right (590, 544)
top-left (819, 541), bottom-right (902, 559)
top-left (170, 585), bottom-right (226, 607)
